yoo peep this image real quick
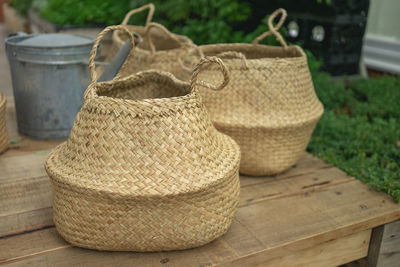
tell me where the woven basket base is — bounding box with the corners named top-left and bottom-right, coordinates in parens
top-left (216, 119), bottom-right (319, 176)
top-left (51, 168), bottom-right (240, 252)
top-left (0, 138), bottom-right (8, 154)
top-left (0, 94), bottom-right (8, 154)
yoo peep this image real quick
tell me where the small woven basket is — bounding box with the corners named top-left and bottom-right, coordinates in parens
top-left (0, 93), bottom-right (8, 154)
top-left (45, 26), bottom-right (240, 252)
top-left (197, 9), bottom-right (324, 176)
top-left (111, 4), bottom-right (199, 80)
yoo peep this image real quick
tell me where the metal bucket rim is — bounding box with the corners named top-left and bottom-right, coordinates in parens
top-left (5, 33), bottom-right (95, 50)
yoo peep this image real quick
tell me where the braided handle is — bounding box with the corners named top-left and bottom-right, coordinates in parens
top-left (190, 56), bottom-right (229, 91)
top-left (216, 51), bottom-right (249, 69)
top-left (121, 3), bottom-right (155, 26)
top-left (252, 8), bottom-right (288, 48)
top-left (146, 22), bottom-right (189, 56)
top-left (84, 25), bottom-right (135, 100)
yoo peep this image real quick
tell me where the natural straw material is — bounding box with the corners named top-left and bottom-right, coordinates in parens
top-left (198, 9), bottom-right (324, 176)
top-left (0, 93), bottom-right (8, 154)
top-left (111, 4), bottom-right (198, 80)
top-left (45, 25), bottom-right (241, 252)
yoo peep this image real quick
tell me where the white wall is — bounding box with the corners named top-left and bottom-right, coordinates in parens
top-left (363, 0), bottom-right (400, 74)
top-left (366, 0), bottom-right (400, 41)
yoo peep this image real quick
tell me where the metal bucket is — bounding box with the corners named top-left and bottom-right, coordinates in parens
top-left (5, 33), bottom-right (95, 139)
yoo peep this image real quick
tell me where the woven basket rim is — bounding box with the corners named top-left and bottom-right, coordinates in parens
top-left (200, 43), bottom-right (306, 61)
top-left (91, 71), bottom-right (194, 108)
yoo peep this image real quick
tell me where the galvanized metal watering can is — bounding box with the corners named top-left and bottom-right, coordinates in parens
top-left (5, 33), bottom-right (96, 139)
top-left (5, 31), bottom-right (137, 139)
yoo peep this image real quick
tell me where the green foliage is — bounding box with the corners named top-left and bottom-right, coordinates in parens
top-left (40, 0), bottom-right (135, 26)
top-left (38, 0), bottom-right (284, 45)
top-left (309, 71), bottom-right (400, 202)
top-left (9, 0), bottom-right (33, 16)
top-left (145, 0), bottom-right (252, 44)
top-left (316, 0), bottom-right (332, 4)
top-left (349, 77), bottom-right (400, 120)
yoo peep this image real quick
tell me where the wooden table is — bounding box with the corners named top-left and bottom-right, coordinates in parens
top-left (1, 99), bottom-right (400, 266)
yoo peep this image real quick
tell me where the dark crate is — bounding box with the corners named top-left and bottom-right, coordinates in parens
top-left (284, 12), bottom-right (368, 75)
top-left (246, 0), bottom-right (369, 76)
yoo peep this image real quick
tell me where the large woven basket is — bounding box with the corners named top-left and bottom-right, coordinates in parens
top-left (0, 93), bottom-right (8, 154)
top-left (197, 9), bottom-right (324, 176)
top-left (45, 26), bottom-right (241, 252)
top-left (111, 4), bottom-right (199, 80)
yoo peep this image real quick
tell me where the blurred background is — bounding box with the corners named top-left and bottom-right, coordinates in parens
top-left (1, 0), bottom-right (399, 201)
top-left (1, 0), bottom-right (400, 80)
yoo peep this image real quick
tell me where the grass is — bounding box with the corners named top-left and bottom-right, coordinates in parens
top-left (307, 62), bottom-right (400, 202)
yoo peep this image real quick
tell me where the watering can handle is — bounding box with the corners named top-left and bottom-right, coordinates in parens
top-left (88, 25), bottom-right (135, 84)
top-left (97, 32), bottom-right (142, 82)
top-left (84, 25), bottom-right (135, 100)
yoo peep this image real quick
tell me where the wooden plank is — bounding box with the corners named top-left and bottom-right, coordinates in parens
top-left (3, 99), bottom-right (63, 158)
top-left (0, 151), bottom-right (346, 236)
top-left (2, 180), bottom-right (400, 266)
top-left (0, 176), bottom-right (51, 215)
top-left (0, 157), bottom-right (351, 238)
top-left (256, 230), bottom-right (370, 267)
top-left (240, 153), bottom-right (332, 187)
top-left (3, 231), bottom-right (370, 267)
top-left (4, 137), bottom-right (62, 158)
top-left (367, 220), bottom-right (400, 267)
top-left (0, 207), bottom-right (53, 238)
top-left (378, 220), bottom-right (400, 266)
top-left (0, 153), bottom-right (49, 181)
top-left (366, 225), bottom-right (384, 267)
top-left (0, 174), bottom-right (52, 236)
top-left (0, 227), bottom-right (70, 264)
top-left (239, 166), bottom-right (353, 207)
top-left (2, 102), bottom-right (400, 266)
top-left (0, 226), bottom-right (236, 266)
top-left (0, 145), bottom-right (53, 236)
top-left (219, 181), bottom-right (400, 264)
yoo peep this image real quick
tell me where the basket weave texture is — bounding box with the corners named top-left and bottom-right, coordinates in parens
top-left (197, 9), bottom-right (324, 176)
top-left (0, 93), bottom-right (8, 154)
top-left (45, 26), bottom-right (241, 252)
top-left (110, 4), bottom-right (199, 80)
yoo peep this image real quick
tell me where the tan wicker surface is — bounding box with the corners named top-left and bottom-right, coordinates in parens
top-left (0, 93), bottom-right (8, 154)
top-left (198, 9), bottom-right (324, 176)
top-left (110, 4), bottom-right (199, 80)
top-left (45, 25), bottom-right (241, 252)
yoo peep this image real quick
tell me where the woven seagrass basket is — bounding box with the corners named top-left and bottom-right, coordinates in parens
top-left (45, 26), bottom-right (241, 252)
top-left (110, 4), bottom-right (199, 80)
top-left (197, 9), bottom-right (324, 176)
top-left (0, 93), bottom-right (8, 154)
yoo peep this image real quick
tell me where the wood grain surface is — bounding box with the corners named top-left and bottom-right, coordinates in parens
top-left (1, 99), bottom-right (400, 266)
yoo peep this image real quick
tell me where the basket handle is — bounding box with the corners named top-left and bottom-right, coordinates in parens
top-left (121, 3), bottom-right (155, 26)
top-left (146, 22), bottom-right (191, 56)
top-left (190, 56), bottom-right (229, 91)
top-left (216, 51), bottom-right (249, 69)
top-left (252, 8), bottom-right (288, 48)
top-left (85, 25), bottom-right (135, 100)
